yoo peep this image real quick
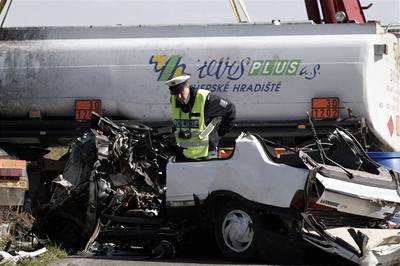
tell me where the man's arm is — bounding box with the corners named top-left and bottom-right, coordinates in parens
top-left (204, 94), bottom-right (236, 137)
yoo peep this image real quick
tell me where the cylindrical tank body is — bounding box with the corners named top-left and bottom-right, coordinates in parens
top-left (0, 23), bottom-right (398, 149)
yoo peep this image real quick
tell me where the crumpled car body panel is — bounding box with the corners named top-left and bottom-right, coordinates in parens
top-left (302, 214), bottom-right (400, 266)
top-left (166, 132), bottom-right (309, 208)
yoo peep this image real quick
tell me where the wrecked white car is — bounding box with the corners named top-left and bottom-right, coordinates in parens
top-left (34, 114), bottom-right (400, 265)
top-left (168, 130), bottom-right (400, 265)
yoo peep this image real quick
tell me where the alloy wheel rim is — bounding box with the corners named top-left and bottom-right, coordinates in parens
top-left (221, 209), bottom-right (254, 252)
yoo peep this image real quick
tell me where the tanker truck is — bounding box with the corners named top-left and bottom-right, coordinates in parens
top-left (0, 1), bottom-right (399, 168)
top-left (1, 1), bottom-right (400, 262)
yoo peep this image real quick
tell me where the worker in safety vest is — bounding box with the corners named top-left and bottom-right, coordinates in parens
top-left (166, 75), bottom-right (236, 159)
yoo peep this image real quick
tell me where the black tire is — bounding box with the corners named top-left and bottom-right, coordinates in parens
top-left (214, 201), bottom-right (258, 261)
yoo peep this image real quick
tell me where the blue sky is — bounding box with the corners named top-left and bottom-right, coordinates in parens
top-left (2, 0), bottom-right (399, 27)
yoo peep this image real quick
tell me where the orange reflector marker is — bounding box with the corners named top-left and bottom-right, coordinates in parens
top-left (218, 148), bottom-right (234, 159)
top-left (0, 160), bottom-right (26, 169)
top-left (297, 124), bottom-right (306, 129)
top-left (274, 148), bottom-right (286, 158)
top-left (29, 110), bottom-right (41, 119)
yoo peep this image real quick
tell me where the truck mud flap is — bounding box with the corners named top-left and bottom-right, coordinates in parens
top-left (301, 213), bottom-right (400, 266)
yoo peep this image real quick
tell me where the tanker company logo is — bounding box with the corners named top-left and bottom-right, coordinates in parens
top-left (249, 59), bottom-right (321, 80)
top-left (149, 54), bottom-right (321, 93)
top-left (249, 60), bottom-right (301, 76)
top-left (149, 55), bottom-right (188, 81)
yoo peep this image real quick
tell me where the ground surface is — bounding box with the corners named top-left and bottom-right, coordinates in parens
top-left (48, 254), bottom-right (351, 266)
top-left (48, 235), bottom-right (355, 266)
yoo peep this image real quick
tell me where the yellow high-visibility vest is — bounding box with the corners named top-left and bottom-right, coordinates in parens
top-left (171, 89), bottom-right (210, 159)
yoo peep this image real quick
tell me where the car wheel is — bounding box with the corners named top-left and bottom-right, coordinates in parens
top-left (215, 201), bottom-right (258, 261)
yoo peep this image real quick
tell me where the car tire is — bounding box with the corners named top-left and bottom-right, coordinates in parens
top-left (215, 201), bottom-right (258, 261)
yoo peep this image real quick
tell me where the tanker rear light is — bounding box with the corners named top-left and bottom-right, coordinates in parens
top-left (0, 159), bottom-right (26, 169)
top-left (29, 110), bottom-right (41, 119)
top-left (0, 168), bottom-right (23, 177)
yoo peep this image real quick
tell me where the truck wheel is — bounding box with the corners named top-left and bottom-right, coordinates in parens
top-left (215, 201), bottom-right (258, 261)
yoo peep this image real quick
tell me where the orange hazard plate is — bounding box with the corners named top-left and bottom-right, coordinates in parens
top-left (75, 100), bottom-right (101, 121)
top-left (312, 98), bottom-right (339, 120)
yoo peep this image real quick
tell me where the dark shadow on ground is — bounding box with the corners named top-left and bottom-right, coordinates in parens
top-left (71, 228), bottom-right (356, 266)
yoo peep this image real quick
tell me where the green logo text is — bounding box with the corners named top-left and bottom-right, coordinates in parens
top-left (248, 59), bottom-right (301, 76)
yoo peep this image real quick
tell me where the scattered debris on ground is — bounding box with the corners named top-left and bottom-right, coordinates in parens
top-left (0, 208), bottom-right (67, 265)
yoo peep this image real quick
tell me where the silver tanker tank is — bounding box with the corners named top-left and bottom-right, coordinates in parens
top-left (0, 23), bottom-right (399, 150)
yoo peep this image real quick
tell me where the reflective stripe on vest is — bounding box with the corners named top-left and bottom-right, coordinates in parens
top-left (176, 140), bottom-right (209, 148)
top-left (174, 132), bottom-right (201, 138)
top-left (171, 89), bottom-right (210, 159)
